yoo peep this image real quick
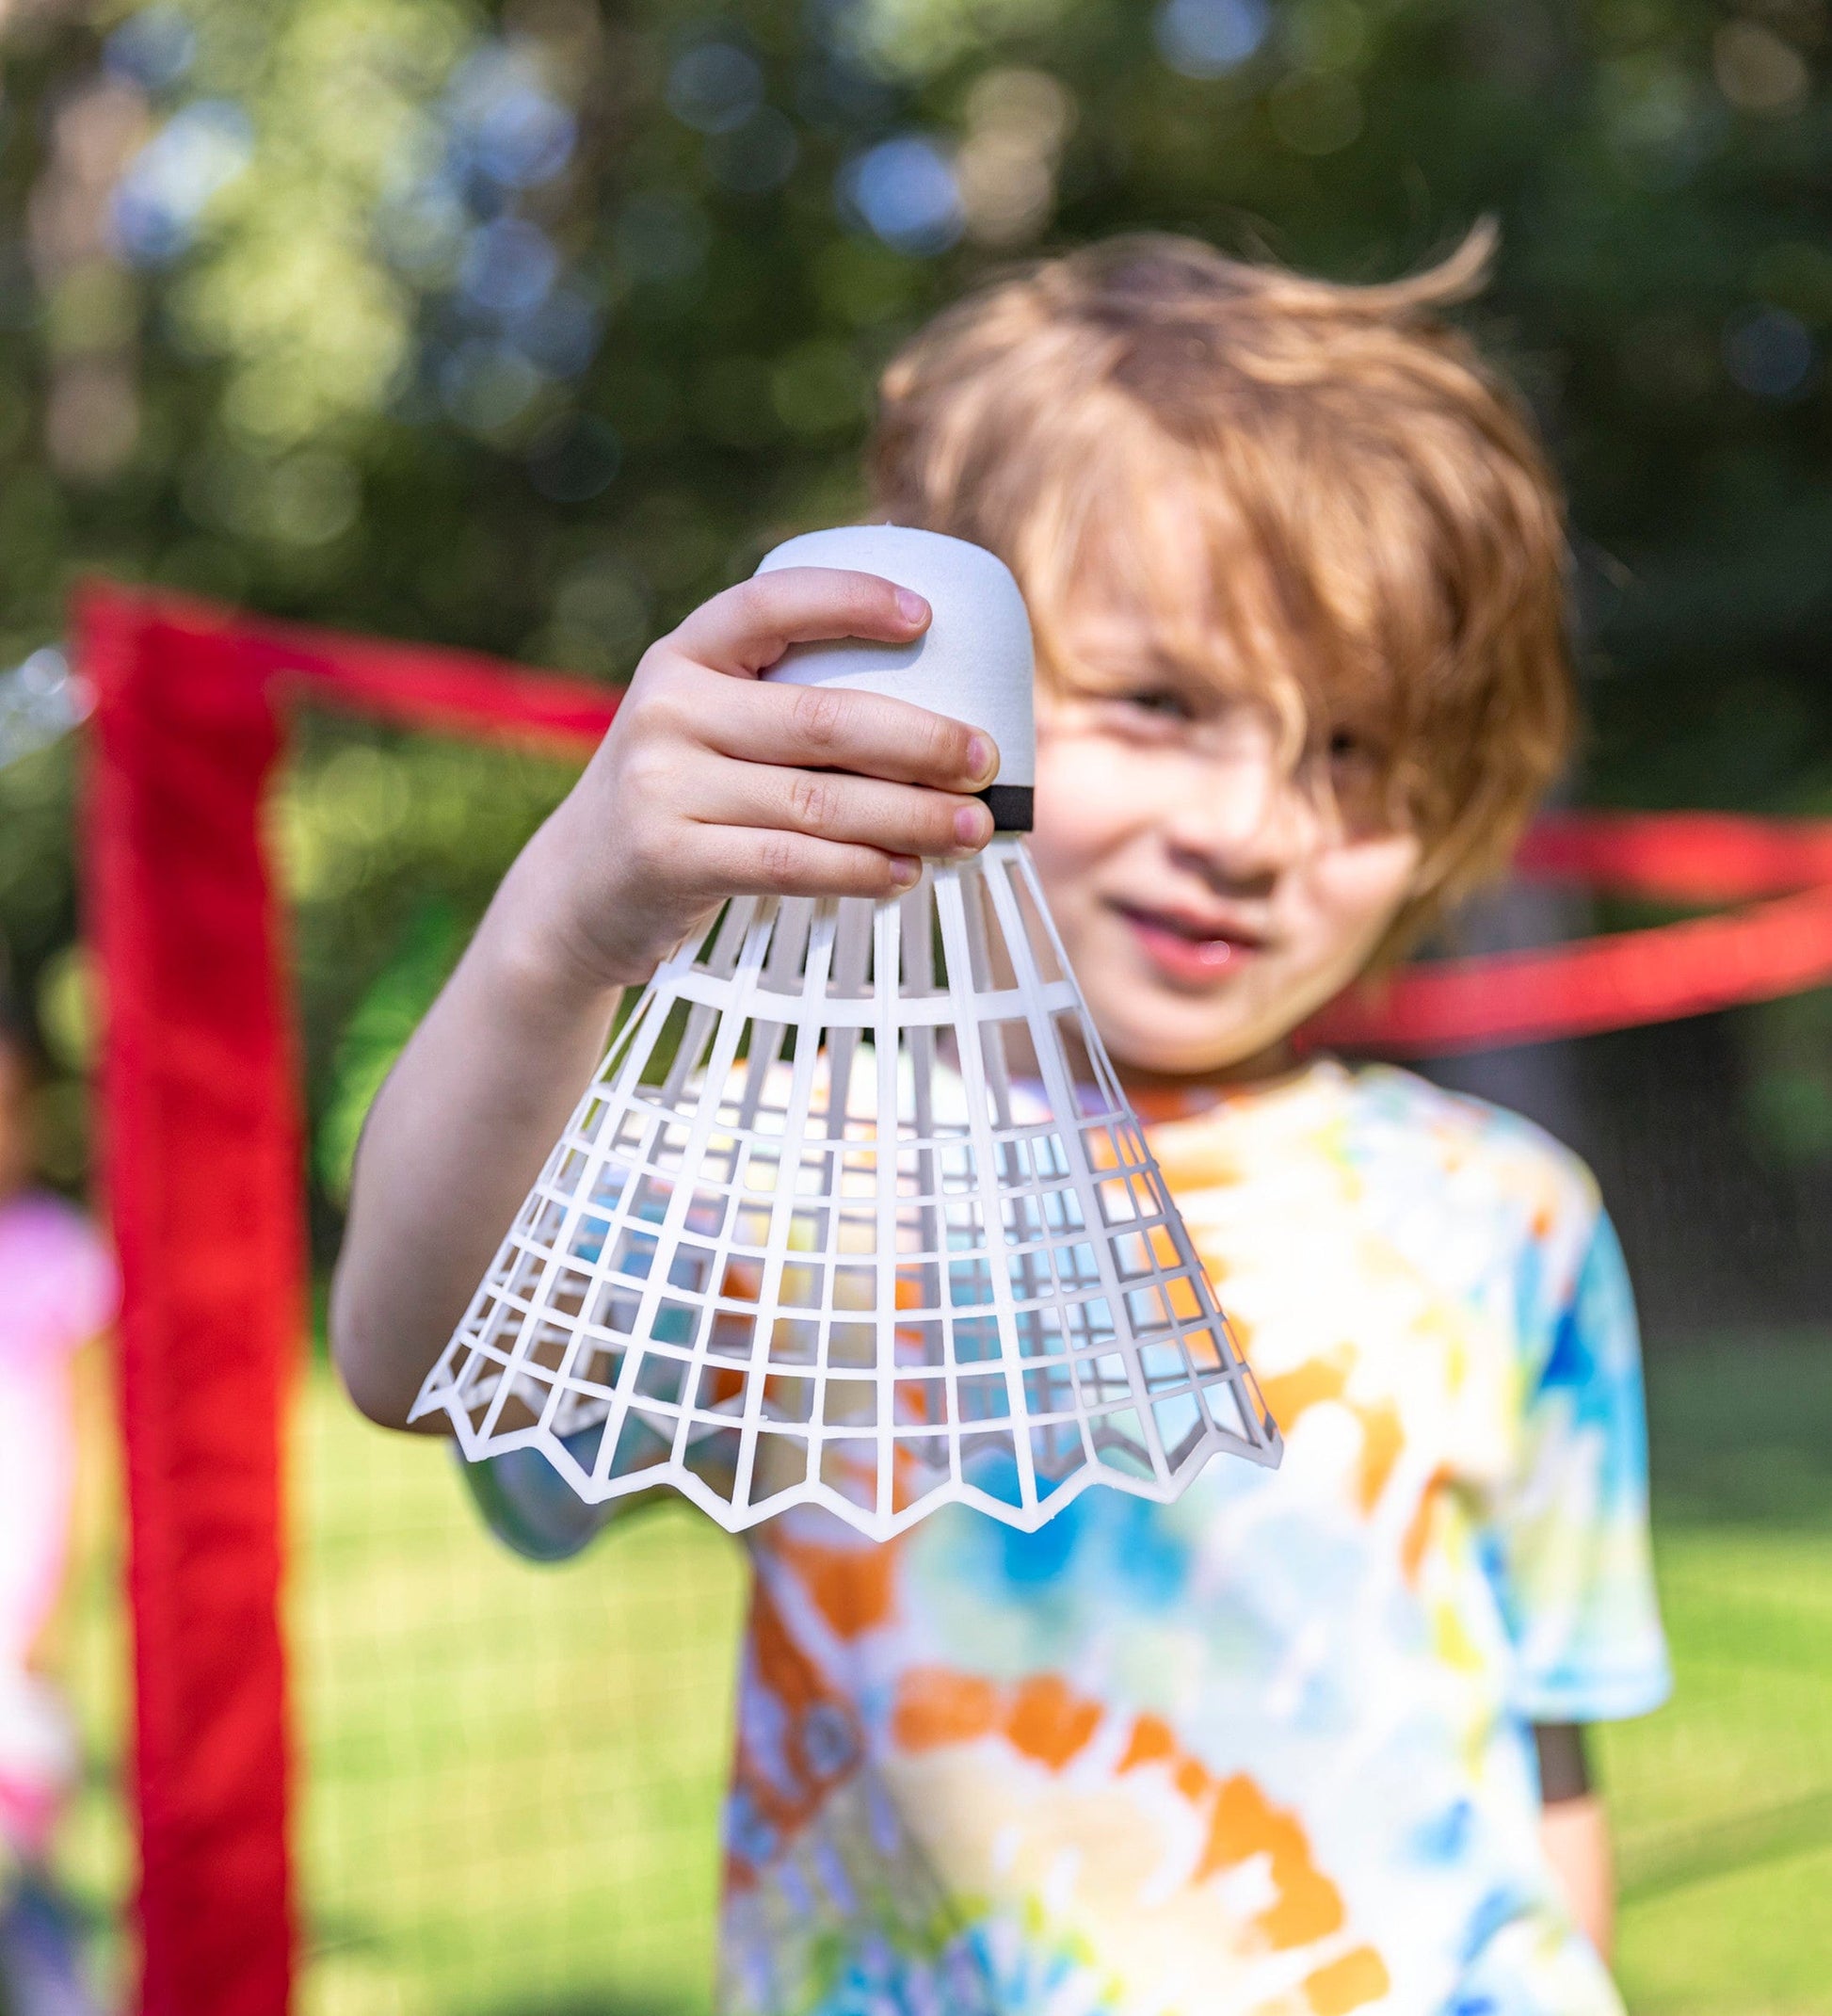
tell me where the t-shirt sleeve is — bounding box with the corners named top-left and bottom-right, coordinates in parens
top-left (458, 1441), bottom-right (623, 1563)
top-left (457, 1415), bottom-right (713, 1561)
top-left (1493, 1204), bottom-right (1671, 1724)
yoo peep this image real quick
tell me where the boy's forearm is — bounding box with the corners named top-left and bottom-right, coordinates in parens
top-left (329, 568), bottom-right (979, 1434)
top-left (329, 821), bottom-right (623, 1431)
top-left (1538, 1793), bottom-right (1614, 1960)
top-left (1533, 1721), bottom-right (1613, 1958)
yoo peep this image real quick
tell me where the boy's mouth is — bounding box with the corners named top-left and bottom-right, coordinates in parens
top-left (1112, 903), bottom-right (1266, 986)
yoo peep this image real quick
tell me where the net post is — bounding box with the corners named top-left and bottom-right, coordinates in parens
top-left (78, 583), bottom-right (301, 2016)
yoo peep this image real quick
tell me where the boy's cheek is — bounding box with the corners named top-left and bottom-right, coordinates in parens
top-left (1029, 730), bottom-right (1147, 869)
top-left (1313, 833), bottom-right (1425, 957)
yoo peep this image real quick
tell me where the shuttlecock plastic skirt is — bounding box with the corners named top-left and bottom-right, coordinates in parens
top-left (411, 839), bottom-right (1280, 1540)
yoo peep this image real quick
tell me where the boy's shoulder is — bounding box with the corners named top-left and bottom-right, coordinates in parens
top-left (1339, 1059), bottom-right (1600, 1212)
top-left (1325, 1061), bottom-right (1608, 1298)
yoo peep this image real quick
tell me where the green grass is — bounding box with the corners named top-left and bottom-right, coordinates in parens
top-left (1603, 1335), bottom-right (1832, 2016)
top-left (52, 1336), bottom-right (1832, 2013)
top-left (291, 1400), bottom-right (746, 2016)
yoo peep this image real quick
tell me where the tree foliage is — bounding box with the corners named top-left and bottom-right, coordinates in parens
top-left (3, 0), bottom-right (1829, 1201)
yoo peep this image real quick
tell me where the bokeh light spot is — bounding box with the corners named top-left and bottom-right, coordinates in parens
top-left (264, 452), bottom-right (361, 548)
top-left (957, 70), bottom-right (1076, 247)
top-left (1713, 22), bottom-right (1810, 118)
top-left (111, 100), bottom-right (253, 266)
top-left (378, 178), bottom-right (469, 283)
top-left (1600, 57), bottom-right (1719, 191)
top-left (513, 289), bottom-right (603, 379)
top-left (104, 5), bottom-right (197, 91)
top-left (459, 217), bottom-right (559, 319)
top-left (812, 238), bottom-right (919, 328)
top-left (440, 339), bottom-right (542, 433)
top-left (837, 135), bottom-right (961, 256)
top-left (667, 42), bottom-right (765, 136)
top-left (1723, 307), bottom-right (1815, 399)
top-left (1154, 0), bottom-right (1270, 79)
top-left (542, 556), bottom-right (652, 676)
top-left (446, 44), bottom-right (577, 191)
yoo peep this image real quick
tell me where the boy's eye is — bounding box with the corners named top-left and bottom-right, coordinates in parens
top-left (1121, 687), bottom-right (1197, 723)
top-left (1322, 725), bottom-right (1400, 831)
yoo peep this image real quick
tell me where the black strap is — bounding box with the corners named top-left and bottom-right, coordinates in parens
top-left (1533, 1723), bottom-right (1593, 1805)
top-left (976, 783), bottom-right (1034, 832)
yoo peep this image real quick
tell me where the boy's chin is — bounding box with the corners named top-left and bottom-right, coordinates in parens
top-left (1095, 1001), bottom-right (1300, 1083)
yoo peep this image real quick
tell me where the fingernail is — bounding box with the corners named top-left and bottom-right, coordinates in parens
top-left (895, 588), bottom-right (928, 626)
top-left (890, 855), bottom-right (922, 888)
top-left (964, 734), bottom-right (993, 782)
top-left (955, 802), bottom-right (991, 847)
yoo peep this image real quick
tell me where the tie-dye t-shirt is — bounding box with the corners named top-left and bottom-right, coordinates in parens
top-left (486, 1059), bottom-right (1669, 2016)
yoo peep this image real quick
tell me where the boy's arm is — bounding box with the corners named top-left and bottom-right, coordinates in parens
top-left (1499, 1204), bottom-right (1667, 1964)
top-left (327, 853), bottom-right (623, 1432)
top-left (330, 567), bottom-right (997, 1431)
top-left (1535, 1722), bottom-right (1614, 1960)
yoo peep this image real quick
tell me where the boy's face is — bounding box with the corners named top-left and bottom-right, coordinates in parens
top-left (1028, 598), bottom-right (1423, 1081)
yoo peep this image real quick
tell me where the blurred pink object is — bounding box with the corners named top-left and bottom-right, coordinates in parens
top-left (0, 1194), bottom-right (117, 1858)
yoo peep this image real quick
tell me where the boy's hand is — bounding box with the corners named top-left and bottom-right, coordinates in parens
top-left (523, 566), bottom-right (1001, 992)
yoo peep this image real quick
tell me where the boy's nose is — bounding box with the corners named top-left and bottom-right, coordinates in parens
top-left (1160, 728), bottom-right (1321, 885)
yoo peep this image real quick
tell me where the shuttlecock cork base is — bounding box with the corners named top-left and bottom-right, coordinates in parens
top-left (412, 525), bottom-right (1280, 1540)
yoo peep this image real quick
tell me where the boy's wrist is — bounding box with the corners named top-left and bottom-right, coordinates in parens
top-left (479, 823), bottom-right (648, 1014)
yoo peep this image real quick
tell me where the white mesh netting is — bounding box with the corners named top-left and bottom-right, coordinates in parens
top-left (411, 837), bottom-right (1279, 1539)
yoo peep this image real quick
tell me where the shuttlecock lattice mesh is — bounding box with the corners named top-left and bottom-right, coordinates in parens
top-left (413, 839), bottom-right (1279, 1537)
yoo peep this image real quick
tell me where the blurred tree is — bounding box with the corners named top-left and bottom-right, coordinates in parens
top-left (1, 0), bottom-right (1829, 1218)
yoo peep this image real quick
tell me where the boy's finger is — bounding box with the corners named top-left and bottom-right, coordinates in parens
top-left (691, 826), bottom-right (923, 902)
top-left (693, 670), bottom-right (998, 793)
top-left (670, 567), bottom-right (929, 677)
top-left (701, 762), bottom-right (993, 862)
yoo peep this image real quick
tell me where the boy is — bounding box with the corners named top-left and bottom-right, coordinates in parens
top-left (332, 230), bottom-right (1669, 2015)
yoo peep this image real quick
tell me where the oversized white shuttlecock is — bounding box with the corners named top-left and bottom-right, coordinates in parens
top-left (412, 525), bottom-right (1281, 1539)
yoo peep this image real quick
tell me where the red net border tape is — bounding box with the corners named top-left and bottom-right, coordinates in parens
top-left (254, 589), bottom-right (1832, 1055)
top-left (100, 584), bottom-right (1832, 1056)
top-left (1307, 814), bottom-right (1832, 1054)
top-left (121, 586), bottom-right (1832, 1056)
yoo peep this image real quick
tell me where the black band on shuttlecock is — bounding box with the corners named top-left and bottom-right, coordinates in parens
top-left (977, 784), bottom-right (1034, 831)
